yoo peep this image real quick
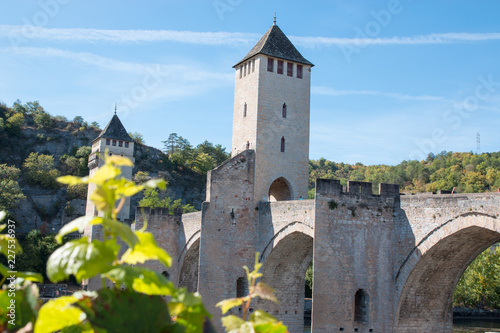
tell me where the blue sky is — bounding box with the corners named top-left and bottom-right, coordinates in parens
top-left (1, 0), bottom-right (500, 165)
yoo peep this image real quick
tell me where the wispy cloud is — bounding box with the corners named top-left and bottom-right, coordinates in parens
top-left (1, 25), bottom-right (500, 48)
top-left (0, 25), bottom-right (259, 46)
top-left (4, 46), bottom-right (233, 82)
top-left (292, 32), bottom-right (500, 47)
top-left (312, 86), bottom-right (450, 102)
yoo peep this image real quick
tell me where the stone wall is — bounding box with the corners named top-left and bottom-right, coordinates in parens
top-left (312, 179), bottom-right (399, 333)
top-left (199, 150), bottom-right (258, 329)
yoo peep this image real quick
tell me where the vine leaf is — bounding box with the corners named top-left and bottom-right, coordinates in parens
top-left (121, 231), bottom-right (172, 267)
top-left (34, 295), bottom-right (87, 333)
top-left (46, 238), bottom-right (115, 282)
top-left (104, 266), bottom-right (175, 295)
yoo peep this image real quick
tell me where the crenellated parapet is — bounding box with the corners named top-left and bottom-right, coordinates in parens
top-left (315, 179), bottom-right (400, 198)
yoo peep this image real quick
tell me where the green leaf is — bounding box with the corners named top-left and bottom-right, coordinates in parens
top-left (34, 295), bottom-right (86, 333)
top-left (121, 231), bottom-right (172, 267)
top-left (46, 238), bottom-right (115, 282)
top-left (143, 178), bottom-right (167, 190)
top-left (169, 288), bottom-right (212, 333)
top-left (0, 232), bottom-right (22, 257)
top-left (216, 297), bottom-right (244, 315)
top-left (221, 315), bottom-right (245, 332)
top-left (253, 282), bottom-right (278, 303)
top-left (61, 322), bottom-right (95, 333)
top-left (253, 321), bottom-right (288, 333)
top-left (89, 164), bottom-right (120, 185)
top-left (77, 288), bottom-right (172, 333)
top-left (249, 310), bottom-right (278, 325)
top-left (57, 175), bottom-right (88, 186)
top-left (56, 216), bottom-right (101, 243)
top-left (104, 266), bottom-right (175, 295)
top-left (0, 211), bottom-right (5, 222)
top-left (13, 271), bottom-right (43, 283)
top-left (101, 218), bottom-right (138, 248)
top-left (107, 155), bottom-right (133, 167)
top-left (0, 282), bottom-right (39, 330)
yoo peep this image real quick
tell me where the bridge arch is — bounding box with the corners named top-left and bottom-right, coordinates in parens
top-left (394, 213), bottom-right (500, 332)
top-left (257, 226), bottom-right (313, 333)
top-left (178, 231), bottom-right (201, 292)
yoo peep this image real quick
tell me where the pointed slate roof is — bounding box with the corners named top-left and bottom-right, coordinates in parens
top-left (234, 24), bottom-right (314, 68)
top-left (94, 114), bottom-right (133, 142)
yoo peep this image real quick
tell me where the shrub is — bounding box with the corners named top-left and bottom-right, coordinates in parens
top-left (23, 152), bottom-right (60, 189)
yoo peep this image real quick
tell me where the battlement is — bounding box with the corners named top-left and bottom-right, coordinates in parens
top-left (136, 207), bottom-right (184, 217)
top-left (315, 179), bottom-right (399, 198)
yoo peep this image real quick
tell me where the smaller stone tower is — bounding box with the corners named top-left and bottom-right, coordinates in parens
top-left (84, 113), bottom-right (135, 291)
top-left (231, 23), bottom-right (313, 202)
top-left (85, 113), bottom-right (135, 223)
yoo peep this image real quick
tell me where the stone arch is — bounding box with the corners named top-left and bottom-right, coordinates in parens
top-left (257, 229), bottom-right (313, 333)
top-left (394, 213), bottom-right (500, 332)
top-left (268, 177), bottom-right (292, 201)
top-left (178, 236), bottom-right (200, 293)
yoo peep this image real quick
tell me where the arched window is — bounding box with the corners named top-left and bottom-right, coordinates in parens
top-left (282, 103), bottom-right (287, 118)
top-left (354, 289), bottom-right (369, 322)
top-left (243, 103), bottom-right (247, 117)
top-left (236, 277), bottom-right (248, 297)
top-left (280, 136), bottom-right (285, 152)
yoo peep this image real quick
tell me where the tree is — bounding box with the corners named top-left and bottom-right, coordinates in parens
top-left (24, 101), bottom-right (44, 115)
top-left (73, 116), bottom-right (84, 125)
top-left (16, 230), bottom-right (60, 281)
top-left (194, 140), bottom-right (230, 166)
top-left (139, 188), bottom-right (196, 213)
top-left (453, 246), bottom-right (500, 309)
top-left (6, 112), bottom-right (24, 134)
top-left (90, 121), bottom-right (100, 129)
top-left (0, 164), bottom-right (25, 210)
top-left (33, 111), bottom-right (52, 129)
top-left (23, 152), bottom-right (60, 188)
top-left (162, 133), bottom-right (193, 166)
top-left (129, 131), bottom-right (145, 144)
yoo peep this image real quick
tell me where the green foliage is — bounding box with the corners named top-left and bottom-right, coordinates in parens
top-left (453, 246), bottom-right (500, 309)
top-left (0, 164), bottom-right (25, 211)
top-left (133, 171), bottom-right (150, 183)
top-left (34, 111), bottom-right (52, 129)
top-left (89, 121), bottom-right (100, 129)
top-left (6, 113), bottom-right (24, 135)
top-left (15, 230), bottom-right (60, 281)
top-left (73, 116), bottom-right (84, 125)
top-left (60, 146), bottom-right (91, 177)
top-left (309, 151), bottom-right (500, 194)
top-left (217, 253), bottom-right (287, 333)
top-left (139, 188), bottom-right (197, 213)
top-left (161, 133), bottom-right (230, 175)
top-left (66, 183), bottom-right (88, 200)
top-left (129, 131), bottom-right (144, 144)
top-left (23, 152), bottom-right (60, 188)
top-left (0, 212), bottom-right (43, 332)
top-left (31, 154), bottom-right (212, 332)
top-left (305, 262), bottom-right (313, 298)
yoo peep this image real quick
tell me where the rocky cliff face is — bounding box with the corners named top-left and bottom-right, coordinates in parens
top-left (1, 117), bottom-right (205, 234)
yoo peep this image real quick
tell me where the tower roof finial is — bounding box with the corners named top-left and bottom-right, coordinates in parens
top-left (273, 12), bottom-right (276, 25)
top-left (114, 102), bottom-right (117, 115)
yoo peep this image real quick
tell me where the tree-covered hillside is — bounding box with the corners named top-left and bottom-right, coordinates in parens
top-left (309, 151), bottom-right (500, 195)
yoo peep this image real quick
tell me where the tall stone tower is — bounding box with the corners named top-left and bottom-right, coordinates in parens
top-left (231, 23), bottom-right (313, 202)
top-left (85, 113), bottom-right (135, 222)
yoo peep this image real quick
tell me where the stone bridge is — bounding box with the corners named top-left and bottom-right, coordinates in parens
top-left (135, 157), bottom-right (500, 333)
